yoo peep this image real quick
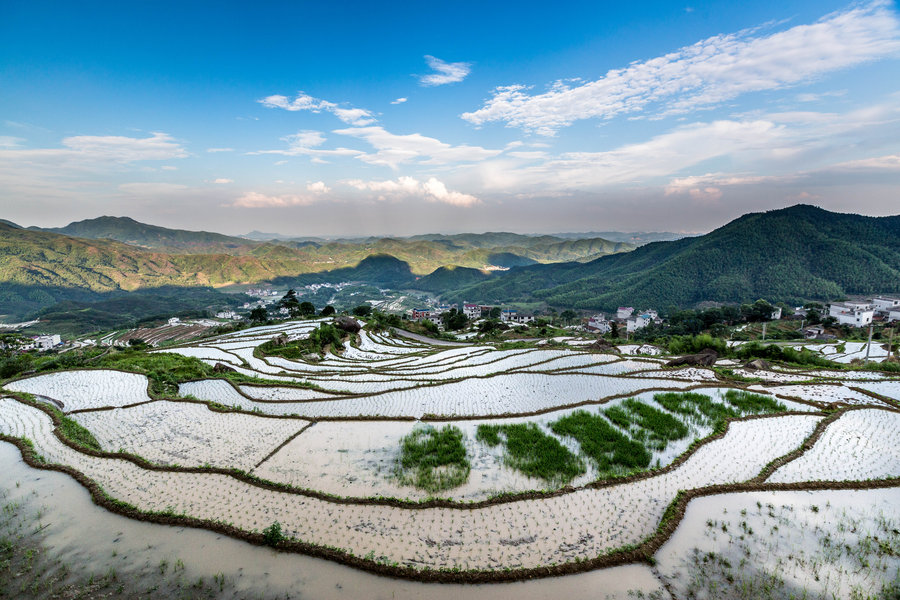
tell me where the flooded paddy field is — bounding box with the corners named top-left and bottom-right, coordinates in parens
top-left (1, 318), bottom-right (898, 596)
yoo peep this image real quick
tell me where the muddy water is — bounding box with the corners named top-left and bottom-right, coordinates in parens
top-left (655, 488), bottom-right (900, 599)
top-left (0, 442), bottom-right (664, 599)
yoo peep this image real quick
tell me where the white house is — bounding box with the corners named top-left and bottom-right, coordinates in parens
top-left (462, 303), bottom-right (481, 319)
top-left (888, 309), bottom-right (900, 323)
top-left (828, 302), bottom-right (874, 327)
top-left (872, 297), bottom-right (900, 315)
top-left (770, 306), bottom-right (783, 320)
top-left (33, 334), bottom-right (61, 350)
top-left (617, 307), bottom-right (634, 319)
top-left (167, 317), bottom-right (181, 326)
top-left (216, 310), bottom-right (239, 320)
top-left (500, 310), bottom-right (534, 324)
top-left (585, 314), bottom-right (611, 334)
top-left (626, 314), bottom-right (651, 333)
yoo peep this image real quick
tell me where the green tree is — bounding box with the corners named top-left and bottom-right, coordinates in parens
top-left (249, 306), bottom-right (268, 323)
top-left (353, 305), bottom-right (372, 317)
top-left (741, 299), bottom-right (775, 323)
top-left (278, 289), bottom-right (301, 317)
top-left (320, 305), bottom-right (335, 317)
top-left (298, 301), bottom-right (316, 316)
top-left (441, 308), bottom-right (468, 331)
top-left (489, 307), bottom-right (502, 319)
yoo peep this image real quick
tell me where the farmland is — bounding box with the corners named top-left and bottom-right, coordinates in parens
top-left (0, 317), bottom-right (898, 591)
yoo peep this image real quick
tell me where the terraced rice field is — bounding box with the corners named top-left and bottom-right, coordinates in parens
top-left (1, 318), bottom-right (898, 583)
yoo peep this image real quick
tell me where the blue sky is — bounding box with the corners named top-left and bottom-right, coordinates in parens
top-left (1, 0), bottom-right (899, 236)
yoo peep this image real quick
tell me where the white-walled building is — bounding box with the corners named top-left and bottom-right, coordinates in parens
top-left (617, 307), bottom-right (634, 319)
top-left (462, 303), bottom-right (481, 319)
top-left (585, 314), bottom-right (611, 334)
top-left (828, 302), bottom-right (874, 327)
top-left (872, 297), bottom-right (900, 315)
top-left (500, 310), bottom-right (534, 324)
top-left (33, 334), bottom-right (61, 350)
top-left (626, 314), bottom-right (651, 333)
top-left (888, 309), bottom-right (900, 323)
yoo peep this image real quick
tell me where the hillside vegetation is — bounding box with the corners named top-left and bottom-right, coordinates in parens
top-left (442, 205), bottom-right (900, 310)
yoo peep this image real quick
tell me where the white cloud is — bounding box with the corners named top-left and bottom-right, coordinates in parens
top-left (161, 165), bottom-right (178, 171)
top-left (306, 181), bottom-right (330, 193)
top-left (285, 130), bottom-right (326, 149)
top-left (258, 92), bottom-right (376, 126)
top-left (333, 126), bottom-right (502, 168)
top-left (462, 1), bottom-right (900, 134)
top-left (249, 130), bottom-right (362, 159)
top-left (391, 97), bottom-right (408, 104)
top-left (206, 147), bottom-right (234, 153)
top-left (0, 136), bottom-right (24, 148)
top-left (62, 132), bottom-right (188, 161)
top-left (230, 192), bottom-right (318, 208)
top-left (419, 55), bottom-right (471, 86)
top-left (346, 176), bottom-right (479, 207)
top-left (0, 132), bottom-right (187, 168)
top-left (213, 178), bottom-right (233, 184)
top-left (830, 154), bottom-right (900, 170)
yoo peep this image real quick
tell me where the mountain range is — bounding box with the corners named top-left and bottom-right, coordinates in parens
top-left (437, 205), bottom-right (900, 310)
top-left (2, 205), bottom-right (899, 327)
top-left (0, 217), bottom-right (630, 321)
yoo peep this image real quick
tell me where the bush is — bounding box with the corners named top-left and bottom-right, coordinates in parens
top-left (667, 334), bottom-right (727, 355)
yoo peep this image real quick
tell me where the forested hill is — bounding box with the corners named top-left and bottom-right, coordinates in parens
top-left (37, 216), bottom-right (257, 254)
top-left (441, 205), bottom-right (900, 310)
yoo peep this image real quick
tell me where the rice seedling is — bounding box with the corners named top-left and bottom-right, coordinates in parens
top-left (475, 423), bottom-right (585, 484)
top-left (396, 425), bottom-right (470, 492)
top-left (550, 410), bottom-right (652, 473)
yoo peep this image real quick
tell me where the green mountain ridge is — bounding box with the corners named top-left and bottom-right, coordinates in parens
top-left (437, 205), bottom-right (900, 311)
top-left (0, 219), bottom-right (630, 321)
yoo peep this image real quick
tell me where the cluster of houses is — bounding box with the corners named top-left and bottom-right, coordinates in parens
top-left (584, 307), bottom-right (661, 335)
top-left (0, 334), bottom-right (62, 352)
top-left (408, 303), bottom-right (536, 325)
top-left (824, 297), bottom-right (900, 327)
top-left (245, 287), bottom-right (281, 298)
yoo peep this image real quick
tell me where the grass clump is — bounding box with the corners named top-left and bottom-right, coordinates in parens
top-left (723, 389), bottom-right (786, 414)
top-left (476, 423), bottom-right (585, 485)
top-left (550, 411), bottom-right (651, 474)
top-left (57, 415), bottom-right (102, 452)
top-left (397, 425), bottom-right (470, 492)
top-left (604, 399), bottom-right (689, 451)
top-left (262, 521), bottom-right (284, 547)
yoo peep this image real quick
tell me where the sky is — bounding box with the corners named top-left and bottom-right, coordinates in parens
top-left (1, 0), bottom-right (899, 237)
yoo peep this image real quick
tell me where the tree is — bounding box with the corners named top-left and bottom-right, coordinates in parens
top-left (560, 310), bottom-right (577, 324)
top-left (441, 308), bottom-right (468, 331)
top-left (610, 322), bottom-right (619, 339)
top-left (353, 305), bottom-right (372, 317)
top-left (489, 307), bottom-right (502, 319)
top-left (249, 306), bottom-right (268, 323)
top-left (298, 301), bottom-right (316, 317)
top-left (320, 305), bottom-right (335, 317)
top-left (278, 289), bottom-right (301, 317)
top-left (741, 299), bottom-right (775, 323)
